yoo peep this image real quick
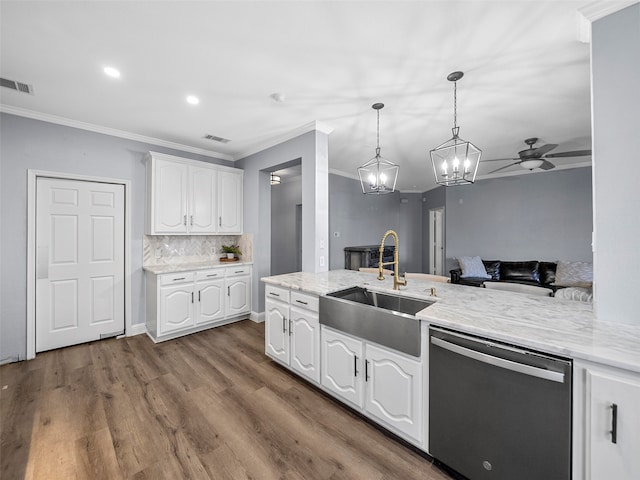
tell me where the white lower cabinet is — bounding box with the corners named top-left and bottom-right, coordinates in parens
top-left (225, 267), bottom-right (252, 316)
top-left (159, 282), bottom-right (195, 334)
top-left (321, 326), bottom-right (364, 407)
top-left (578, 361), bottom-right (640, 480)
top-left (265, 286), bottom-right (320, 384)
top-left (320, 326), bottom-right (422, 443)
top-left (146, 266), bottom-right (252, 342)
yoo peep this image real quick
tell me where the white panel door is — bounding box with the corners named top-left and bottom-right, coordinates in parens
top-left (189, 166), bottom-right (217, 233)
top-left (217, 171), bottom-right (242, 233)
top-left (364, 343), bottom-right (422, 442)
top-left (321, 327), bottom-right (364, 408)
top-left (36, 178), bottom-right (125, 352)
top-left (153, 159), bottom-right (188, 233)
top-left (196, 279), bottom-right (225, 324)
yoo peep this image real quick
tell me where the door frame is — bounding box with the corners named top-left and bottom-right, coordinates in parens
top-left (428, 207), bottom-right (445, 275)
top-left (26, 170), bottom-right (132, 360)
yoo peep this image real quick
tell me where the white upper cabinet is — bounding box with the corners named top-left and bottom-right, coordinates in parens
top-left (146, 152), bottom-right (243, 235)
top-left (152, 159), bottom-right (189, 233)
top-left (217, 170), bottom-right (243, 233)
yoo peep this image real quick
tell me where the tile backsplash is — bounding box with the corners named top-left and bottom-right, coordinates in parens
top-left (143, 234), bottom-right (253, 266)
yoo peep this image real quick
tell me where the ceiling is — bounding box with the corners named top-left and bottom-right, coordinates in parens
top-left (0, 0), bottom-right (605, 191)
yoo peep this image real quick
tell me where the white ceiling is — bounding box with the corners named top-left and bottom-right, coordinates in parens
top-left (0, 0), bottom-right (608, 191)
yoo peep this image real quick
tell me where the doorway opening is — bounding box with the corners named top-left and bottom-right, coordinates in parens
top-left (270, 162), bottom-right (302, 275)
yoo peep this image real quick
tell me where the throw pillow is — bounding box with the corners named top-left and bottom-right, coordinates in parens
top-left (554, 261), bottom-right (593, 287)
top-left (554, 287), bottom-right (593, 302)
top-left (458, 256), bottom-right (491, 279)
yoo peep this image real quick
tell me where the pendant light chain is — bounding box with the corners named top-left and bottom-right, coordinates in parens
top-left (453, 80), bottom-right (457, 130)
top-left (376, 107), bottom-right (381, 156)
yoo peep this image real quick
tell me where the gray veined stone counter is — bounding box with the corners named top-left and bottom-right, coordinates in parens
top-left (261, 269), bottom-right (640, 373)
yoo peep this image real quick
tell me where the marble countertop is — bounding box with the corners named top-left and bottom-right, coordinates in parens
top-left (261, 270), bottom-right (640, 373)
top-left (144, 260), bottom-right (253, 275)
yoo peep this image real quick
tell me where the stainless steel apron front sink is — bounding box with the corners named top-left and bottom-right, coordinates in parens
top-left (319, 286), bottom-right (434, 357)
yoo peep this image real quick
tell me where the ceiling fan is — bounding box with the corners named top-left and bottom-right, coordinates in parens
top-left (482, 137), bottom-right (592, 174)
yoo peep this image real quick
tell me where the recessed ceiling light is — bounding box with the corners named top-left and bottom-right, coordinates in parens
top-left (270, 92), bottom-right (286, 103)
top-left (103, 67), bottom-right (120, 78)
top-left (186, 95), bottom-right (199, 105)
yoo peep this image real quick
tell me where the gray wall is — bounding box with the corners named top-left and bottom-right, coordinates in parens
top-left (445, 167), bottom-right (593, 270)
top-left (271, 178), bottom-right (302, 275)
top-left (329, 174), bottom-right (422, 273)
top-left (236, 130), bottom-right (329, 314)
top-left (592, 4), bottom-right (640, 325)
top-left (421, 186), bottom-right (446, 273)
top-left (0, 113), bottom-right (231, 363)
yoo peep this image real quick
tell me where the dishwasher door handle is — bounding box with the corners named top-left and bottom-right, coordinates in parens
top-left (431, 336), bottom-right (565, 383)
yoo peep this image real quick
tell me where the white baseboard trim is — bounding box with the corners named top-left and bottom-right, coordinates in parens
top-left (249, 311), bottom-right (265, 323)
top-left (128, 323), bottom-right (147, 336)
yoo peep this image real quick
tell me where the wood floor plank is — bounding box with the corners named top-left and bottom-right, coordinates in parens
top-left (1, 320), bottom-right (454, 480)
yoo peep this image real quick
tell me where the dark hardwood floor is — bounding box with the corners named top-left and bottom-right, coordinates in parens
top-left (1, 320), bottom-right (454, 479)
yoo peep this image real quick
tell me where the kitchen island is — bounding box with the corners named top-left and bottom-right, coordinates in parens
top-left (262, 269), bottom-right (640, 480)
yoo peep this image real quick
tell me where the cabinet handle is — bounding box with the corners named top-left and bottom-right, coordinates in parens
top-left (354, 355), bottom-right (358, 377)
top-left (610, 403), bottom-right (618, 444)
top-left (198, 290), bottom-right (201, 302)
top-left (190, 215), bottom-right (193, 226)
top-left (227, 286), bottom-right (230, 296)
top-left (184, 215), bottom-right (187, 226)
top-left (295, 299), bottom-right (308, 305)
top-left (219, 216), bottom-right (222, 227)
top-left (172, 277), bottom-right (186, 281)
top-left (365, 360), bottom-right (370, 382)
top-left (282, 317), bottom-right (286, 333)
top-left (288, 319), bottom-right (292, 336)
top-left (234, 270), bottom-right (244, 274)
top-left (206, 274), bottom-right (218, 278)
top-left (191, 292), bottom-right (194, 303)
top-left (269, 292), bottom-right (280, 297)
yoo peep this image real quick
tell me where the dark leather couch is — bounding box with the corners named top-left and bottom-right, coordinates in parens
top-left (450, 260), bottom-right (559, 291)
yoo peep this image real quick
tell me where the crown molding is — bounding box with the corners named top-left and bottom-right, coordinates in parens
top-left (576, 1), bottom-right (639, 42)
top-left (234, 121), bottom-right (334, 160)
top-left (0, 104), bottom-right (234, 161)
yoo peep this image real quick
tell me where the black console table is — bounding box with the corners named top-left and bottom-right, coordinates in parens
top-left (344, 245), bottom-right (395, 271)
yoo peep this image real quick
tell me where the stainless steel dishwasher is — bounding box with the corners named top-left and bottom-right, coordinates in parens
top-left (429, 327), bottom-right (572, 480)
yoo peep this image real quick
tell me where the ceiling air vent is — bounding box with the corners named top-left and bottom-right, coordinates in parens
top-left (0, 77), bottom-right (34, 95)
top-left (204, 134), bottom-right (231, 144)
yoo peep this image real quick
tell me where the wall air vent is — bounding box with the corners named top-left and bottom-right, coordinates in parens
top-left (204, 134), bottom-right (231, 144)
top-left (0, 77), bottom-right (34, 95)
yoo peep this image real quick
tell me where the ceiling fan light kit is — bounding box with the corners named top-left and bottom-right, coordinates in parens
top-left (483, 137), bottom-right (592, 174)
top-left (430, 71), bottom-right (482, 187)
top-left (358, 103), bottom-right (399, 195)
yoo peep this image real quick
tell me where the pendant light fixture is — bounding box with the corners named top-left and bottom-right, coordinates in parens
top-left (270, 173), bottom-right (281, 185)
top-left (430, 71), bottom-right (482, 187)
top-left (358, 103), bottom-right (399, 195)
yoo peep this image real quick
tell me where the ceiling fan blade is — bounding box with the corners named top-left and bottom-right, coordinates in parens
top-left (481, 157), bottom-right (519, 162)
top-left (487, 162), bottom-right (520, 174)
top-left (544, 149), bottom-right (592, 158)
top-left (529, 143), bottom-right (559, 156)
top-left (539, 160), bottom-right (555, 170)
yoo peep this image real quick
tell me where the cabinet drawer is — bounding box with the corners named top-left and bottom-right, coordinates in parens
top-left (290, 291), bottom-right (319, 312)
top-left (195, 269), bottom-right (224, 281)
top-left (225, 266), bottom-right (252, 278)
top-left (265, 284), bottom-right (289, 303)
top-left (160, 272), bottom-right (195, 285)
